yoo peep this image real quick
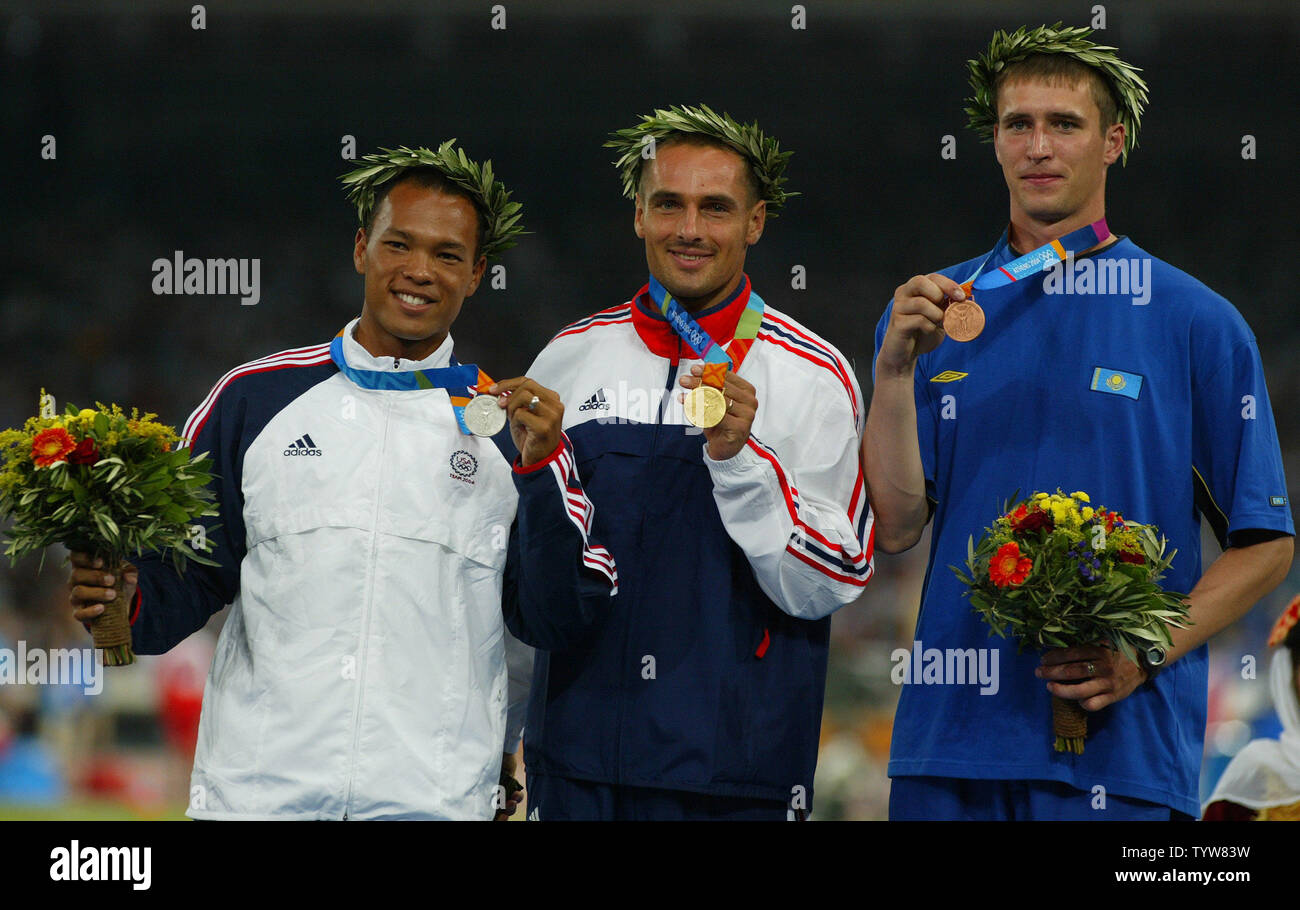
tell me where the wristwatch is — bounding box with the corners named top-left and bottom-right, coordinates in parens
top-left (1139, 646), bottom-right (1167, 683)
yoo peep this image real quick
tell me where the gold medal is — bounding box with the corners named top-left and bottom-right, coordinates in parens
top-left (684, 385), bottom-right (727, 428)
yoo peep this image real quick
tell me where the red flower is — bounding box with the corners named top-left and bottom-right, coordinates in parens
top-left (68, 437), bottom-right (99, 465)
top-left (1100, 510), bottom-right (1125, 532)
top-left (1117, 547), bottom-right (1145, 565)
top-left (31, 427), bottom-right (76, 467)
top-left (989, 542), bottom-right (1033, 588)
top-left (1009, 503), bottom-right (1053, 533)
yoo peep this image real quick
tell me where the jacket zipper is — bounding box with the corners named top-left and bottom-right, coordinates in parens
top-left (618, 339), bottom-right (683, 783)
top-left (658, 339), bottom-right (682, 426)
top-left (342, 392), bottom-right (391, 817)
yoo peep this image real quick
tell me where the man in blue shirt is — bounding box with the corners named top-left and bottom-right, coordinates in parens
top-left (864, 24), bottom-right (1294, 819)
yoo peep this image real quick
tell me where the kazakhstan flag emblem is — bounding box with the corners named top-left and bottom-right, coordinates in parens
top-left (1090, 367), bottom-right (1143, 401)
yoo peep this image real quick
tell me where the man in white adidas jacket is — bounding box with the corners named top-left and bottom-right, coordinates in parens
top-left (68, 144), bottom-right (616, 820)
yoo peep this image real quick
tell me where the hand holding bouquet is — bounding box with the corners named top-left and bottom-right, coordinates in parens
top-left (0, 391), bottom-right (218, 665)
top-left (952, 490), bottom-right (1192, 753)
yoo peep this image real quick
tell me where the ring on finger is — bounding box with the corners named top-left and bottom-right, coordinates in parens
top-left (1086, 661), bottom-right (1096, 676)
top-left (727, 398), bottom-right (735, 413)
top-left (527, 395), bottom-right (540, 413)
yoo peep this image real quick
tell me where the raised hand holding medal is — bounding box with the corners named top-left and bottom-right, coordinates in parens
top-left (683, 362), bottom-right (729, 429)
top-left (679, 362), bottom-right (759, 462)
top-left (486, 376), bottom-right (564, 467)
top-left (942, 280), bottom-right (985, 342)
top-left (643, 274), bottom-right (765, 460)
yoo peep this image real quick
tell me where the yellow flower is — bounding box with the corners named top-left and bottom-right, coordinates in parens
top-left (1071, 491), bottom-right (1090, 503)
top-left (1034, 492), bottom-right (1049, 500)
top-left (1082, 506), bottom-right (1095, 521)
top-left (70, 408), bottom-right (98, 432)
top-left (125, 416), bottom-right (178, 453)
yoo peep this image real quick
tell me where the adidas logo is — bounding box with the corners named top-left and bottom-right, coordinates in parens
top-left (578, 388), bottom-right (610, 412)
top-left (527, 806), bottom-right (539, 821)
top-left (283, 434), bottom-right (322, 456)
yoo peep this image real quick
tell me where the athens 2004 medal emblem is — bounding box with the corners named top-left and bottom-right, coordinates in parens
top-left (463, 394), bottom-right (507, 437)
top-left (944, 299), bottom-right (985, 342)
top-left (684, 385), bottom-right (727, 429)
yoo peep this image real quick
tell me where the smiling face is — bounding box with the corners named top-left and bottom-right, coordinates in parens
top-left (994, 76), bottom-right (1124, 239)
top-left (634, 140), bottom-right (765, 312)
top-left (352, 178), bottom-right (486, 361)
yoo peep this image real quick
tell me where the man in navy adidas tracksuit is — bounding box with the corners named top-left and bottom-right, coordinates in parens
top-left (516, 109), bottom-right (875, 819)
top-left (67, 146), bottom-right (617, 820)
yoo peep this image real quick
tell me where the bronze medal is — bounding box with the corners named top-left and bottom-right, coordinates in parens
top-left (684, 385), bottom-right (727, 429)
top-left (943, 299), bottom-right (985, 342)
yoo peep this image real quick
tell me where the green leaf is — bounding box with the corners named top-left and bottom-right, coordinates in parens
top-left (91, 510), bottom-right (120, 546)
top-left (1114, 637), bottom-right (1138, 666)
top-left (171, 540), bottom-right (220, 568)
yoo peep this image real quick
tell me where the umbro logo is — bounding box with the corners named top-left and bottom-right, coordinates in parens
top-left (283, 434), bottom-right (322, 456)
top-left (929, 371), bottom-right (968, 383)
top-left (578, 388), bottom-right (611, 412)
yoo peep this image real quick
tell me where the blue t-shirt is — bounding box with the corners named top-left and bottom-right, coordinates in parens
top-left (873, 233), bottom-right (1294, 817)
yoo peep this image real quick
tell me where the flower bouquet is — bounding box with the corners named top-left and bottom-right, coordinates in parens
top-left (951, 490), bottom-right (1191, 753)
top-left (0, 391), bottom-right (218, 666)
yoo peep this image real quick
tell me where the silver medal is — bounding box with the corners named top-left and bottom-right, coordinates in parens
top-left (463, 393), bottom-right (507, 437)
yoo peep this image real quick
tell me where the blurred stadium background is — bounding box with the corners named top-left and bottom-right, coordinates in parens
top-left (1, 0), bottom-right (1297, 819)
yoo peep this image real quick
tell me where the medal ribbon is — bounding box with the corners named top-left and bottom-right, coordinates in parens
top-left (330, 330), bottom-right (494, 435)
top-left (960, 219), bottom-right (1109, 296)
top-left (646, 274), bottom-right (765, 390)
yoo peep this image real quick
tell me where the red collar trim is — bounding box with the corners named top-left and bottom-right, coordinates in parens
top-left (630, 275), bottom-right (752, 362)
